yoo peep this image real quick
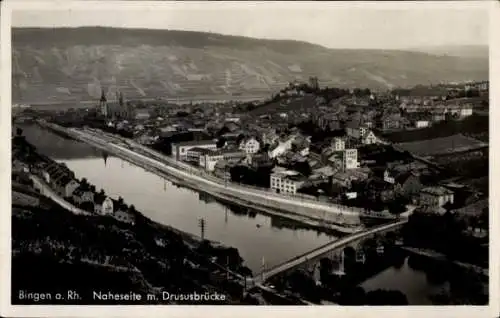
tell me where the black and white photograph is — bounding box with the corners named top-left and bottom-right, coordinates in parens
top-left (1, 0), bottom-right (498, 316)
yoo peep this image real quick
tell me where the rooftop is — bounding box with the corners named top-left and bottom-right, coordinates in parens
top-left (173, 139), bottom-right (217, 147)
top-left (421, 186), bottom-right (454, 196)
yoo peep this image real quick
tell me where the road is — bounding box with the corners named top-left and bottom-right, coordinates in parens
top-left (253, 219), bottom-right (408, 285)
top-left (63, 127), bottom-right (371, 229)
top-left (93, 128), bottom-right (361, 215)
top-left (29, 174), bottom-right (92, 216)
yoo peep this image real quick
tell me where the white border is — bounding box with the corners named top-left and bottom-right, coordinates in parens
top-left (1, 1), bottom-right (498, 317)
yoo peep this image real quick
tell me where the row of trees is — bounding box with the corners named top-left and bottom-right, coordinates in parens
top-left (402, 210), bottom-right (488, 266)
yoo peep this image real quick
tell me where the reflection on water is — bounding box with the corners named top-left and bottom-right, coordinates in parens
top-left (61, 156), bottom-right (339, 273)
top-left (361, 254), bottom-right (488, 305)
top-left (19, 124), bottom-right (483, 304)
top-left (361, 256), bottom-right (447, 305)
top-left (19, 124), bottom-right (340, 272)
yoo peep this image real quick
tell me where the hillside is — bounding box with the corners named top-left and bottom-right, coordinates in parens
top-left (408, 45), bottom-right (488, 59)
top-left (11, 200), bottom-right (249, 304)
top-left (12, 27), bottom-right (488, 104)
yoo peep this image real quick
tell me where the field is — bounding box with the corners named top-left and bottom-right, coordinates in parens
top-left (395, 134), bottom-right (488, 158)
top-left (382, 115), bottom-right (489, 143)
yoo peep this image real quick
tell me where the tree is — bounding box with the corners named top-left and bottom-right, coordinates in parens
top-left (216, 137), bottom-right (226, 148)
top-left (371, 199), bottom-right (385, 212)
top-left (388, 200), bottom-right (407, 215)
top-left (338, 286), bottom-right (366, 305)
top-left (479, 207), bottom-right (488, 228)
top-left (216, 126), bottom-right (230, 137)
top-left (365, 289), bottom-right (408, 305)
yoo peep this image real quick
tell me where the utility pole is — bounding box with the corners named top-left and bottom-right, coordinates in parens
top-left (198, 218), bottom-right (206, 241)
top-left (261, 256), bottom-right (265, 283)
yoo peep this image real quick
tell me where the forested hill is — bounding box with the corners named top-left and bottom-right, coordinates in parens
top-left (12, 27), bottom-right (488, 104)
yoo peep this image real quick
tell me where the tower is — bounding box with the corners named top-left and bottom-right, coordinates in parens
top-left (119, 91), bottom-right (124, 107)
top-left (99, 89), bottom-right (108, 118)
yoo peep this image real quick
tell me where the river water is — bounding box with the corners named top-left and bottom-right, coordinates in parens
top-left (20, 124), bottom-right (473, 305)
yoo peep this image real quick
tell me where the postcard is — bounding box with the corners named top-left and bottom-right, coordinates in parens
top-left (0, 1), bottom-right (498, 317)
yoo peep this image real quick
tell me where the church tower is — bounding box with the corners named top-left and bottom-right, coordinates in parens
top-left (119, 91), bottom-right (124, 107)
top-left (99, 89), bottom-right (108, 118)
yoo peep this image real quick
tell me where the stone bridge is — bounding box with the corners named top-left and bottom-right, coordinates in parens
top-left (252, 219), bottom-right (407, 285)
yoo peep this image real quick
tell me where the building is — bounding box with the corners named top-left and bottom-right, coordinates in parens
top-left (390, 171), bottom-right (423, 199)
top-left (186, 147), bottom-right (211, 163)
top-left (342, 149), bottom-right (359, 170)
top-left (270, 170), bottom-right (306, 195)
top-left (171, 140), bottom-right (218, 161)
top-left (249, 152), bottom-right (273, 169)
top-left (111, 202), bottom-right (136, 225)
top-left (261, 129), bottom-right (279, 146)
top-left (361, 130), bottom-right (377, 145)
top-left (365, 178), bottom-right (396, 202)
top-left (239, 137), bottom-right (261, 154)
top-left (42, 162), bottom-right (74, 185)
top-left (99, 90), bottom-right (134, 121)
top-left (135, 108), bottom-right (151, 120)
top-left (113, 210), bottom-right (136, 225)
top-left (213, 160), bottom-right (232, 181)
top-left (220, 149), bottom-right (247, 163)
top-left (268, 138), bottom-right (294, 158)
top-left (56, 177), bottom-right (80, 198)
top-left (460, 104), bottom-right (474, 117)
top-left (346, 121), bottom-right (369, 139)
top-left (72, 186), bottom-right (95, 205)
top-left (415, 120), bottom-right (431, 128)
top-left (379, 113), bottom-right (402, 131)
top-left (199, 150), bottom-right (224, 172)
top-left (98, 89), bottom-right (108, 117)
top-left (419, 186), bottom-right (454, 214)
top-left (332, 137), bottom-right (346, 151)
top-left (94, 194), bottom-right (114, 215)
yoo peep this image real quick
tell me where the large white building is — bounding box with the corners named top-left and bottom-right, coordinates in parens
top-left (239, 137), bottom-right (261, 154)
top-left (342, 149), bottom-right (359, 170)
top-left (172, 140), bottom-right (218, 161)
top-left (199, 151), bottom-right (224, 172)
top-left (268, 138), bottom-right (294, 158)
top-left (270, 170), bottom-right (306, 195)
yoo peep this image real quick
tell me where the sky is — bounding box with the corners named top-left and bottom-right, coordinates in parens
top-left (10, 1), bottom-right (490, 50)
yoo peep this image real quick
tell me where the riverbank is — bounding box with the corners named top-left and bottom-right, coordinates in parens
top-left (40, 120), bottom-right (366, 233)
top-left (13, 133), bottom-right (251, 278)
top-left (401, 246), bottom-right (488, 277)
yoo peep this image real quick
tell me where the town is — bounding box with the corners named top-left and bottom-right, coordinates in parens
top-left (12, 77), bottom-right (489, 305)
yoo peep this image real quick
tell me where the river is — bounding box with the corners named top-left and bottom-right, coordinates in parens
top-left (19, 124), bottom-right (479, 305)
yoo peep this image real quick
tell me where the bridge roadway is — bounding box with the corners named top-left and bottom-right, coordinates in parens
top-left (252, 219), bottom-right (408, 285)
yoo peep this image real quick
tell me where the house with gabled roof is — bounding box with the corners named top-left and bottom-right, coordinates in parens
top-left (94, 193), bottom-right (114, 215)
